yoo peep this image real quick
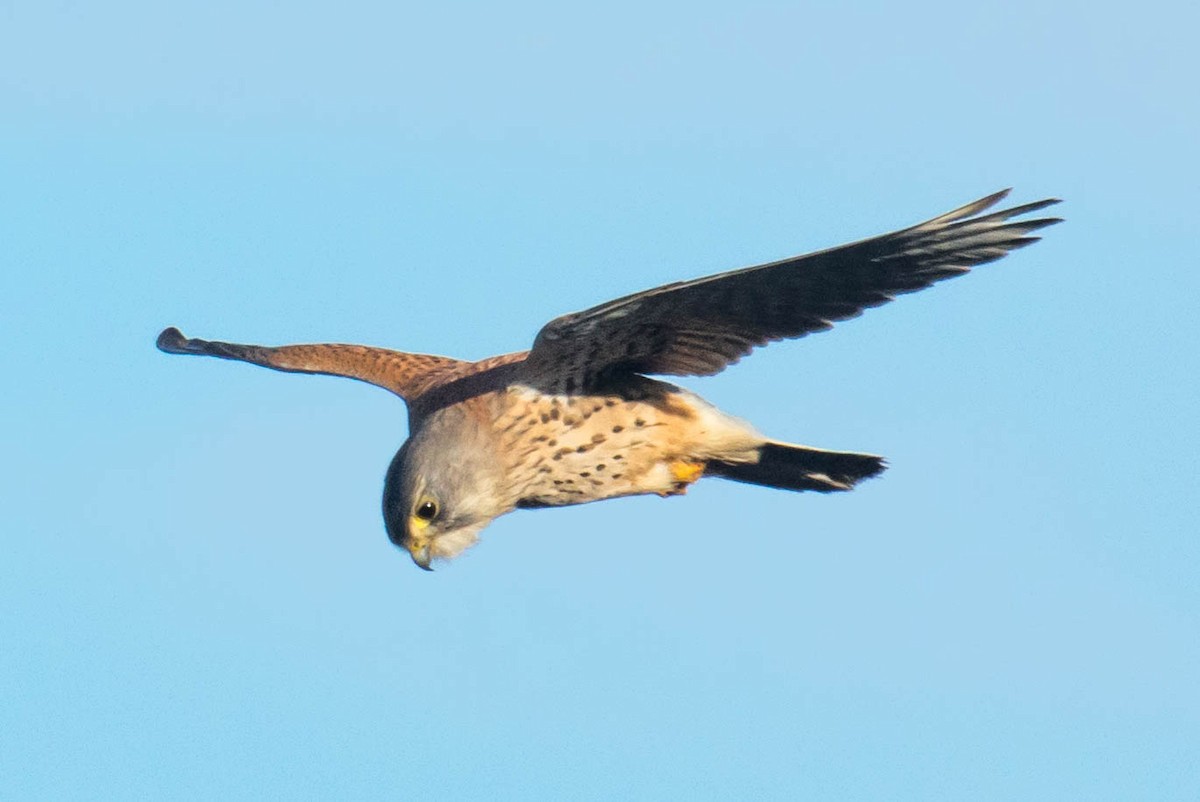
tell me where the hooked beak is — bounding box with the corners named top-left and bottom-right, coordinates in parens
top-left (408, 541), bottom-right (434, 571)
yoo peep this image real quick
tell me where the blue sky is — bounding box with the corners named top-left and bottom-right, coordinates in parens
top-left (3, 1), bottom-right (1198, 798)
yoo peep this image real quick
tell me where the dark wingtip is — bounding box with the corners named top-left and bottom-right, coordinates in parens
top-left (156, 326), bottom-right (192, 354)
top-left (1012, 197), bottom-right (1063, 216)
top-left (981, 187), bottom-right (1012, 207)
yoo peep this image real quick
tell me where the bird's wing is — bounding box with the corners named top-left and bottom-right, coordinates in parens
top-left (521, 190), bottom-right (1061, 392)
top-left (156, 327), bottom-right (468, 402)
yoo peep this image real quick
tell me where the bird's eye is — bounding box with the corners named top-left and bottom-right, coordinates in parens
top-left (415, 500), bottom-right (438, 521)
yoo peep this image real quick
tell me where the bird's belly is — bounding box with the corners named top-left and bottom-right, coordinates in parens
top-left (517, 442), bottom-right (674, 507)
top-left (497, 384), bottom-right (759, 508)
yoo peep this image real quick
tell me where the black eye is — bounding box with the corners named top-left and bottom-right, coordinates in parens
top-left (415, 500), bottom-right (438, 521)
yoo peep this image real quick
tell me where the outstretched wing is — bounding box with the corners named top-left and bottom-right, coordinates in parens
top-left (156, 327), bottom-right (468, 402)
top-left (522, 190), bottom-right (1061, 393)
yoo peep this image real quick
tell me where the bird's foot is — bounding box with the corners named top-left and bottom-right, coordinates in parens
top-left (659, 460), bottom-right (705, 496)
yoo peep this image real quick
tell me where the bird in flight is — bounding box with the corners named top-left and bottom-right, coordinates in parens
top-left (158, 189), bottom-right (1060, 570)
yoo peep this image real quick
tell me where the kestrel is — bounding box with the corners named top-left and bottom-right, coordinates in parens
top-left (158, 189), bottom-right (1060, 569)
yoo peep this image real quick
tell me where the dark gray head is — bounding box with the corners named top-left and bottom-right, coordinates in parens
top-left (382, 408), bottom-right (508, 570)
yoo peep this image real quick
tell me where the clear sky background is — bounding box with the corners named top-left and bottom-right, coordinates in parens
top-left (3, 1), bottom-right (1198, 799)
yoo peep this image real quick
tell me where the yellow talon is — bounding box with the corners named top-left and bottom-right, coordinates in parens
top-left (669, 460), bottom-right (705, 485)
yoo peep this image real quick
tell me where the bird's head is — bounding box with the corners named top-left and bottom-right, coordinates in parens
top-left (382, 409), bottom-right (507, 570)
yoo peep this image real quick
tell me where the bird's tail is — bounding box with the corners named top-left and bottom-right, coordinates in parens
top-left (709, 442), bottom-right (886, 493)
